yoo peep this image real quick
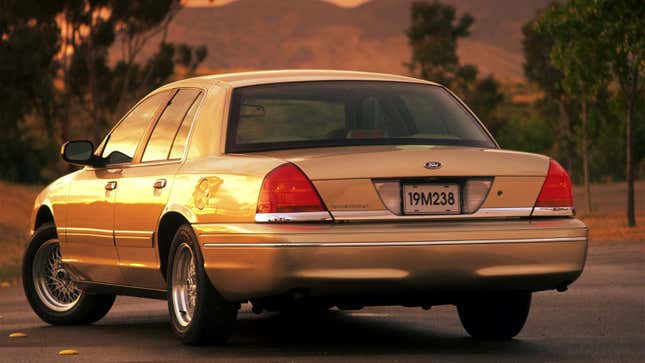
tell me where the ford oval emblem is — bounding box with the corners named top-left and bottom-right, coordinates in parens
top-left (424, 161), bottom-right (442, 169)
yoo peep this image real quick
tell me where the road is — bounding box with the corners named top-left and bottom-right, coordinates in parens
top-left (1, 242), bottom-right (643, 363)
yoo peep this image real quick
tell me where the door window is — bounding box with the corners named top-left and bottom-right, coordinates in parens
top-left (102, 92), bottom-right (168, 164)
top-left (142, 89), bottom-right (201, 162)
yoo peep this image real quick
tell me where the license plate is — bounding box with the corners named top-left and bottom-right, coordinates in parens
top-left (403, 184), bottom-right (461, 215)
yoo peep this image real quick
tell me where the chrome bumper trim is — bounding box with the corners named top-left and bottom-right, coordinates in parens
top-left (255, 211), bottom-right (333, 223)
top-left (203, 236), bottom-right (586, 248)
top-left (331, 207), bottom-right (533, 221)
top-left (531, 206), bottom-right (575, 217)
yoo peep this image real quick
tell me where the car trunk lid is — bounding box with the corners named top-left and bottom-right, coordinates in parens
top-left (254, 145), bottom-right (549, 220)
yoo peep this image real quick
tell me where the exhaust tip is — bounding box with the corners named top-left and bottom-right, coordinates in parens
top-left (556, 282), bottom-right (571, 292)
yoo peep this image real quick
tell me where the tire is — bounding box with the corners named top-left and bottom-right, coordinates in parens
top-left (457, 292), bottom-right (531, 340)
top-left (23, 223), bottom-right (115, 325)
top-left (167, 224), bottom-right (237, 345)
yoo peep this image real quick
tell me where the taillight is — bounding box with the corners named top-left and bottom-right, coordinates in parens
top-left (533, 159), bottom-right (574, 216)
top-left (256, 163), bottom-right (331, 222)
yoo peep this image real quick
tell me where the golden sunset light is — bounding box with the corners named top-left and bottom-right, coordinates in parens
top-left (1, 0), bottom-right (642, 361)
top-left (186, 0), bottom-right (369, 7)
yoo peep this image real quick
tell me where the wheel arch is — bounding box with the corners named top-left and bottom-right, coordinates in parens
top-left (33, 204), bottom-right (55, 232)
top-left (156, 211), bottom-right (194, 281)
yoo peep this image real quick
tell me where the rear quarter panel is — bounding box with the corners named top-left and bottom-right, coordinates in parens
top-left (166, 155), bottom-right (284, 224)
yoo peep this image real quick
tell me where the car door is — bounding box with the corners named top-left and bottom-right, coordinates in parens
top-left (113, 89), bottom-right (203, 289)
top-left (63, 91), bottom-right (169, 284)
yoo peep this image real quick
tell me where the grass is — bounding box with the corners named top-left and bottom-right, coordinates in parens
top-left (0, 180), bottom-right (642, 284)
top-left (579, 213), bottom-right (645, 243)
top-left (0, 181), bottom-right (40, 284)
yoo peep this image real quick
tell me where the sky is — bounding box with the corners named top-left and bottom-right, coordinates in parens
top-left (186, 0), bottom-right (370, 7)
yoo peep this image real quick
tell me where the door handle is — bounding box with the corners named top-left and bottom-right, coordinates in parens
top-left (105, 181), bottom-right (117, 191)
top-left (153, 178), bottom-right (167, 189)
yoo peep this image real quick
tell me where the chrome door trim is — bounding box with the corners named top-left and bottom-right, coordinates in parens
top-left (65, 227), bottom-right (114, 238)
top-left (114, 230), bottom-right (154, 239)
top-left (203, 236), bottom-right (587, 248)
top-left (66, 228), bottom-right (152, 240)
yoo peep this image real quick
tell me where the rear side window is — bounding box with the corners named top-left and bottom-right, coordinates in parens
top-left (102, 91), bottom-right (168, 164)
top-left (226, 81), bottom-right (496, 152)
top-left (142, 89), bottom-right (201, 162)
top-left (169, 93), bottom-right (203, 160)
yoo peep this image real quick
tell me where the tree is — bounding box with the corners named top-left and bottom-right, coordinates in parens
top-left (406, 1), bottom-right (504, 133)
top-left (538, 0), bottom-right (612, 214)
top-left (465, 75), bottom-right (504, 135)
top-left (539, 0), bottom-right (643, 225)
top-left (595, 0), bottom-right (644, 227)
top-left (59, 0), bottom-right (209, 144)
top-left (0, 0), bottom-right (63, 182)
top-left (406, 1), bottom-right (473, 85)
top-left (60, 0), bottom-right (116, 142)
top-left (59, 0), bottom-right (183, 142)
top-left (175, 43), bottom-right (208, 77)
top-left (111, 0), bottom-right (182, 117)
top-left (1, 0), bottom-right (210, 183)
top-left (522, 7), bottom-right (577, 174)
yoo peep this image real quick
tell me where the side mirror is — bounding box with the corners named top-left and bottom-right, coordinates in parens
top-left (61, 140), bottom-right (96, 166)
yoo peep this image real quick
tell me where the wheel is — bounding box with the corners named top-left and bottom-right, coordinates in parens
top-left (457, 292), bottom-right (531, 340)
top-left (167, 225), bottom-right (237, 345)
top-left (23, 223), bottom-right (115, 325)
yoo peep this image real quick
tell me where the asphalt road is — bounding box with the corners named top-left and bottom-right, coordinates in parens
top-left (1, 242), bottom-right (643, 363)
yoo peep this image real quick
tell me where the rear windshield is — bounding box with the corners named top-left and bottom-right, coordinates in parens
top-left (226, 81), bottom-right (496, 152)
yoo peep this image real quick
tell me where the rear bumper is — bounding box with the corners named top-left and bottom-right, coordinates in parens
top-left (194, 218), bottom-right (588, 302)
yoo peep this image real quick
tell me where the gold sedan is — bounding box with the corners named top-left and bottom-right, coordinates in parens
top-left (23, 70), bottom-right (587, 345)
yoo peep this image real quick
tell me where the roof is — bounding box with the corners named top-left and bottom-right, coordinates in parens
top-left (158, 69), bottom-right (436, 90)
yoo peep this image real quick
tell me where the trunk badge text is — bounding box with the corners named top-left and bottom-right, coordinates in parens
top-left (424, 161), bottom-right (442, 169)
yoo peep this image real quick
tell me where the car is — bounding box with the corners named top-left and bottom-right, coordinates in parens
top-left (23, 70), bottom-right (588, 345)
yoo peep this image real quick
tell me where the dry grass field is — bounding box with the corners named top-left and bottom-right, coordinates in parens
top-left (0, 180), bottom-right (642, 284)
top-left (0, 181), bottom-right (40, 284)
top-left (572, 181), bottom-right (645, 243)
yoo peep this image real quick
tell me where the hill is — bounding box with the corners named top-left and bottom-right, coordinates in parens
top-left (124, 0), bottom-right (552, 81)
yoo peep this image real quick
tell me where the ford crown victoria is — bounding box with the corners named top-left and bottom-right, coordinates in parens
top-left (23, 70), bottom-right (587, 345)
